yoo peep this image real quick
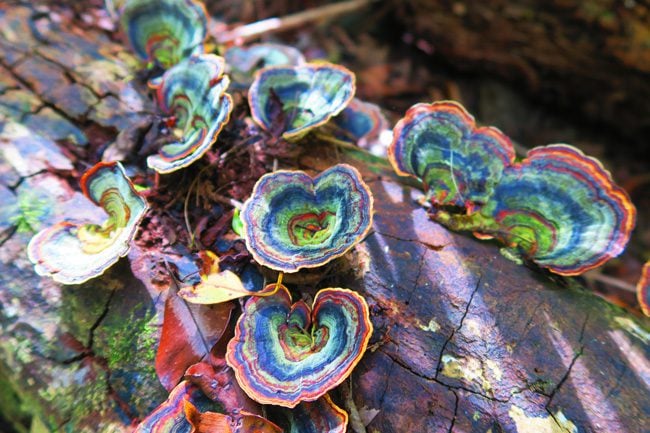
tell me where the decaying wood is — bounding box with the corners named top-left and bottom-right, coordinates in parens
top-left (0, 3), bottom-right (648, 433)
top-left (392, 0), bottom-right (650, 153)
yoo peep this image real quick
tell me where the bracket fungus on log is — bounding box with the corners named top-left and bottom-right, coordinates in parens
top-left (225, 286), bottom-right (372, 408)
top-left (120, 0), bottom-right (207, 68)
top-left (240, 164), bottom-right (373, 272)
top-left (147, 54), bottom-right (233, 174)
top-left (27, 161), bottom-right (147, 284)
top-left (388, 101), bottom-right (514, 211)
top-left (332, 97), bottom-right (389, 150)
top-left (248, 62), bottom-right (355, 140)
top-left (269, 394), bottom-right (348, 433)
top-left (435, 145), bottom-right (636, 275)
top-left (637, 261), bottom-right (650, 317)
top-left (224, 43), bottom-right (305, 90)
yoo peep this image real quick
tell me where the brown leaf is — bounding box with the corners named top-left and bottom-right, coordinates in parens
top-left (155, 288), bottom-right (234, 391)
top-left (184, 400), bottom-right (232, 433)
top-left (184, 400), bottom-right (282, 433)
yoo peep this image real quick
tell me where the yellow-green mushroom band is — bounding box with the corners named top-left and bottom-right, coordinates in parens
top-left (240, 164), bottom-right (373, 273)
top-left (27, 162), bottom-right (148, 284)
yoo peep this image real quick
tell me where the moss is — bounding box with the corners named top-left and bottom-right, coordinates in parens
top-left (0, 365), bottom-right (31, 433)
top-left (8, 190), bottom-right (50, 234)
top-left (93, 306), bottom-right (167, 418)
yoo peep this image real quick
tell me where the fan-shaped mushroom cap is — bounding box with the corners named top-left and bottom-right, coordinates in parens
top-left (389, 101), bottom-right (514, 211)
top-left (248, 63), bottom-right (355, 139)
top-left (226, 286), bottom-right (372, 407)
top-left (27, 162), bottom-right (147, 284)
top-left (147, 54), bottom-right (233, 173)
top-left (240, 164), bottom-right (373, 272)
top-left (120, 0), bottom-right (207, 68)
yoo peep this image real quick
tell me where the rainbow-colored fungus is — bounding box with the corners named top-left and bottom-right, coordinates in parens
top-left (147, 54), bottom-right (233, 173)
top-left (135, 381), bottom-right (204, 432)
top-left (389, 101), bottom-right (514, 211)
top-left (332, 97), bottom-right (389, 149)
top-left (225, 43), bottom-right (305, 89)
top-left (225, 286), bottom-right (372, 407)
top-left (240, 164), bottom-right (373, 272)
top-left (436, 145), bottom-right (636, 275)
top-left (120, 0), bottom-right (207, 68)
top-left (248, 63), bottom-right (355, 139)
top-left (270, 395), bottom-right (348, 433)
top-left (27, 161), bottom-right (148, 284)
top-left (637, 261), bottom-right (650, 317)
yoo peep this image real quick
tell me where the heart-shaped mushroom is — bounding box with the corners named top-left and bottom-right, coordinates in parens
top-left (389, 101), bottom-right (514, 211)
top-left (225, 286), bottom-right (372, 407)
top-left (27, 161), bottom-right (148, 284)
top-left (240, 164), bottom-right (373, 272)
top-left (248, 63), bottom-right (355, 139)
top-left (120, 0), bottom-right (207, 68)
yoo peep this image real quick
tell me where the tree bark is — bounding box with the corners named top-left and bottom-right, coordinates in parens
top-left (392, 0), bottom-right (650, 153)
top-left (0, 3), bottom-right (648, 433)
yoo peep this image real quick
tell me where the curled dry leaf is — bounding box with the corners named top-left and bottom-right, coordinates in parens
top-left (179, 251), bottom-right (276, 304)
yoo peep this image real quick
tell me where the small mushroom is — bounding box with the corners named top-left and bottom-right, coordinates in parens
top-left (240, 164), bottom-right (373, 272)
top-left (248, 63), bottom-right (355, 140)
top-left (331, 97), bottom-right (390, 152)
top-left (224, 43), bottom-right (305, 90)
top-left (120, 0), bottom-right (207, 68)
top-left (637, 262), bottom-right (650, 317)
top-left (388, 101), bottom-right (514, 211)
top-left (27, 162), bottom-right (148, 284)
top-left (147, 54), bottom-right (233, 173)
top-left (269, 394), bottom-right (348, 433)
top-left (436, 145), bottom-right (636, 275)
top-left (225, 286), bottom-right (373, 407)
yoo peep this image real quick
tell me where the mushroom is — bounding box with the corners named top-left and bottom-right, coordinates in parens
top-left (637, 261), bottom-right (650, 317)
top-left (224, 43), bottom-right (305, 90)
top-left (27, 161), bottom-right (148, 284)
top-left (225, 286), bottom-right (373, 407)
top-left (248, 63), bottom-right (355, 139)
top-left (268, 394), bottom-right (348, 433)
top-left (388, 101), bottom-right (514, 212)
top-left (435, 145), bottom-right (636, 275)
top-left (331, 97), bottom-right (390, 153)
top-left (120, 0), bottom-right (207, 68)
top-left (240, 164), bottom-right (373, 272)
top-left (147, 54), bottom-right (233, 174)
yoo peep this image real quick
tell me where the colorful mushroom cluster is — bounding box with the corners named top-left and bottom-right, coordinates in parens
top-left (24, 0), bottom-right (643, 430)
top-left (388, 101), bottom-right (637, 276)
top-left (27, 0), bottom-right (382, 430)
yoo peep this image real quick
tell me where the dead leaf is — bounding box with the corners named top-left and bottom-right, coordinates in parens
top-left (155, 287), bottom-right (234, 391)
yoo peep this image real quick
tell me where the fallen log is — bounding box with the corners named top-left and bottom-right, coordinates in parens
top-left (0, 3), bottom-right (647, 433)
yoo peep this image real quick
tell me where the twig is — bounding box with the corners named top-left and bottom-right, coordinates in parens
top-left (215, 0), bottom-right (374, 45)
top-left (583, 271), bottom-right (637, 294)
